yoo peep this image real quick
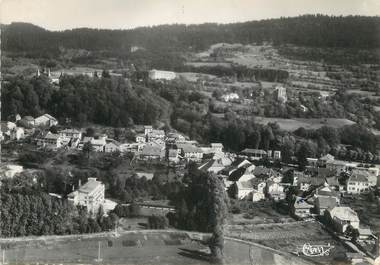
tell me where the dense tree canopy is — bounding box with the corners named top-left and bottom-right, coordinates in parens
top-left (3, 15), bottom-right (380, 57)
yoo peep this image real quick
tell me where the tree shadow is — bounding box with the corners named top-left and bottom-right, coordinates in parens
top-left (178, 247), bottom-right (211, 263)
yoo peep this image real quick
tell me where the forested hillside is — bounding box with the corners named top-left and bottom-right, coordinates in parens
top-left (2, 15), bottom-right (380, 57)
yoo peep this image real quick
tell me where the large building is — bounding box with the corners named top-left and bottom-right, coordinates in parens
top-left (68, 178), bottom-right (105, 215)
top-left (148, 69), bottom-right (176, 81)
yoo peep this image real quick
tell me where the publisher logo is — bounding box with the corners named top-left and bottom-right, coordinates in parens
top-left (302, 243), bottom-right (334, 257)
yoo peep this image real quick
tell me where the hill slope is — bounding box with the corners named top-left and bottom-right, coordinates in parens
top-left (2, 15), bottom-right (380, 56)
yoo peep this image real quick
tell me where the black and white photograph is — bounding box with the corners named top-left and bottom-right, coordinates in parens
top-left (0, 0), bottom-right (380, 264)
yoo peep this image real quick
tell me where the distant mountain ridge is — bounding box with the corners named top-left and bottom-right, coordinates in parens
top-left (2, 15), bottom-right (380, 57)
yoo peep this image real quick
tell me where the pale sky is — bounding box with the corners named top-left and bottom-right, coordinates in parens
top-left (1, 0), bottom-right (380, 31)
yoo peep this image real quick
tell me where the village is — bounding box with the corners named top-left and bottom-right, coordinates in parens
top-left (1, 12), bottom-right (380, 264)
top-left (1, 94), bottom-right (380, 264)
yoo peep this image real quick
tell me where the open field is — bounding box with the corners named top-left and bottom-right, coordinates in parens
top-left (0, 231), bottom-right (311, 265)
top-left (255, 117), bottom-right (355, 131)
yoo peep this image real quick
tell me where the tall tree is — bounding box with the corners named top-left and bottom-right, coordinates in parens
top-left (207, 174), bottom-right (230, 264)
top-left (82, 142), bottom-right (93, 159)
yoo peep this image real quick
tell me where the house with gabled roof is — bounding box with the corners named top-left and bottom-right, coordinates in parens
top-left (36, 132), bottom-right (63, 149)
top-left (59, 128), bottom-right (82, 139)
top-left (265, 178), bottom-right (286, 201)
top-left (297, 175), bottom-right (326, 191)
top-left (176, 143), bottom-right (203, 162)
top-left (221, 159), bottom-right (252, 177)
top-left (147, 129), bottom-right (165, 142)
top-left (140, 143), bottom-right (165, 160)
top-left (325, 176), bottom-right (341, 191)
top-left (234, 180), bottom-right (254, 200)
top-left (229, 163), bottom-right (256, 182)
top-left (326, 206), bottom-right (360, 233)
top-left (346, 174), bottom-right (370, 194)
top-left (104, 139), bottom-right (121, 153)
top-left (240, 148), bottom-right (267, 160)
top-left (34, 114), bottom-right (58, 127)
top-left (198, 157), bottom-right (233, 174)
top-left (318, 154), bottom-right (335, 167)
top-left (315, 196), bottom-right (338, 215)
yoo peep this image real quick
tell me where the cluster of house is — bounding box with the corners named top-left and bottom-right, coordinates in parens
top-left (1, 113), bottom-right (59, 142)
top-left (37, 128), bottom-right (122, 153)
top-left (126, 126), bottom-right (205, 162)
top-left (290, 154), bottom-right (379, 240)
top-left (199, 157), bottom-right (287, 202)
top-left (306, 154), bottom-right (379, 193)
top-left (198, 151), bottom-right (378, 241)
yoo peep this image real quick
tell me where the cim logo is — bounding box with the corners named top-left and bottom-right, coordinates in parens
top-left (302, 243), bottom-right (335, 257)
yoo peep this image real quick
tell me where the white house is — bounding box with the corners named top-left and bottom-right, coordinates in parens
top-left (265, 180), bottom-right (286, 201)
top-left (251, 178), bottom-right (266, 202)
top-left (210, 143), bottom-right (224, 153)
top-left (144, 125), bottom-right (153, 136)
top-left (34, 114), bottom-right (58, 127)
top-left (59, 129), bottom-right (82, 140)
top-left (346, 175), bottom-right (370, 194)
top-left (104, 139), bottom-right (121, 153)
top-left (136, 133), bottom-right (146, 143)
top-left (68, 178), bottom-right (105, 215)
top-left (91, 138), bottom-right (107, 152)
top-left (37, 132), bottom-right (63, 149)
top-left (177, 143), bottom-right (203, 162)
top-left (147, 129), bottom-right (165, 142)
